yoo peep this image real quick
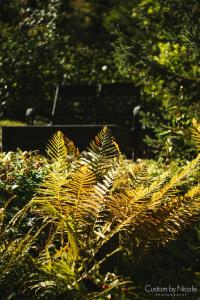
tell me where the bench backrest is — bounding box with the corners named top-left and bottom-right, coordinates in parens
top-left (52, 84), bottom-right (97, 124)
top-left (52, 83), bottom-right (140, 128)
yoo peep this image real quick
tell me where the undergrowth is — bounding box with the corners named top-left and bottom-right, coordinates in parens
top-left (0, 119), bottom-right (199, 299)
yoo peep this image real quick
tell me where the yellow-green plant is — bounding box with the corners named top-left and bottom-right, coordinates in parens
top-left (191, 118), bottom-right (200, 151)
top-left (0, 123), bottom-right (199, 299)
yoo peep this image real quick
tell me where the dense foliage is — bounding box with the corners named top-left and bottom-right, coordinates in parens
top-left (0, 2), bottom-right (199, 298)
top-left (0, 122), bottom-right (199, 299)
top-left (112, 0), bottom-right (200, 159)
top-left (0, 0), bottom-right (199, 159)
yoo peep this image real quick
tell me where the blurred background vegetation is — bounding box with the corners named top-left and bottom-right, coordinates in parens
top-left (0, 0), bottom-right (199, 159)
top-left (0, 3), bottom-right (200, 298)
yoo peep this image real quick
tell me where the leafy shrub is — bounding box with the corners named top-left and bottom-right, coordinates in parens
top-left (0, 150), bottom-right (47, 218)
top-left (0, 122), bottom-right (199, 299)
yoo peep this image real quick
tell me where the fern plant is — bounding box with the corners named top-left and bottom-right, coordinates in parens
top-left (0, 122), bottom-right (199, 299)
top-left (191, 118), bottom-right (200, 151)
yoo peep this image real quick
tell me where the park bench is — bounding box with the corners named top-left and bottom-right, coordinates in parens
top-left (51, 83), bottom-right (140, 128)
top-left (2, 82), bottom-right (141, 158)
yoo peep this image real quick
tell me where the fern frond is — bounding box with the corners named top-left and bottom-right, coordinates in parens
top-left (185, 184), bottom-right (200, 200)
top-left (89, 165), bottom-right (126, 247)
top-left (31, 171), bottom-right (81, 262)
top-left (65, 165), bottom-right (100, 224)
top-left (46, 131), bottom-right (79, 174)
top-left (82, 126), bottom-right (119, 176)
top-left (101, 152), bottom-right (200, 252)
top-left (63, 135), bottom-right (79, 157)
top-left (191, 118), bottom-right (200, 150)
top-left (32, 172), bottom-right (72, 222)
top-left (33, 165), bottom-right (101, 227)
top-left (128, 161), bottom-right (149, 188)
top-left (0, 223), bottom-right (48, 280)
top-left (130, 169), bottom-right (172, 202)
top-left (150, 153), bottom-right (200, 209)
top-left (154, 185), bottom-right (200, 245)
top-left (88, 126), bottom-right (118, 159)
top-left (46, 131), bottom-right (67, 162)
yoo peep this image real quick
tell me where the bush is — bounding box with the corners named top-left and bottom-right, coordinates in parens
top-left (0, 122), bottom-right (199, 299)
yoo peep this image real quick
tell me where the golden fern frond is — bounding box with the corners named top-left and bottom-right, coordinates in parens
top-left (89, 165), bottom-right (129, 244)
top-left (83, 127), bottom-right (119, 176)
top-left (101, 158), bottom-right (130, 194)
top-left (31, 171), bottom-right (71, 219)
top-left (191, 118), bottom-right (200, 151)
top-left (128, 161), bottom-right (149, 188)
top-left (0, 223), bottom-right (48, 279)
top-left (147, 180), bottom-right (200, 245)
top-left (107, 192), bottom-right (134, 222)
top-left (31, 169), bottom-right (92, 239)
top-left (92, 189), bottom-right (151, 254)
top-left (153, 184), bottom-right (200, 245)
top-left (31, 162), bottom-right (100, 254)
top-left (88, 126), bottom-right (118, 159)
top-left (122, 168), bottom-right (171, 205)
top-left (65, 165), bottom-right (101, 224)
top-left (140, 181), bottom-right (200, 246)
top-left (106, 187), bottom-right (157, 230)
top-left (185, 184), bottom-right (200, 200)
top-left (63, 134), bottom-right (79, 157)
top-left (130, 169), bottom-right (172, 202)
top-left (93, 205), bottom-right (148, 256)
top-left (89, 169), bottom-right (118, 227)
top-left (46, 131), bottom-right (79, 171)
top-left (105, 173), bottom-right (155, 228)
top-left (46, 131), bottom-right (67, 161)
top-left (31, 170), bottom-right (81, 262)
top-left (100, 153), bottom-right (200, 251)
top-left (150, 153), bottom-right (200, 209)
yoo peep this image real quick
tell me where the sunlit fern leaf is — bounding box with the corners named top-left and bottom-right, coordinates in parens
top-left (191, 118), bottom-right (200, 151)
top-left (46, 131), bottom-right (79, 171)
top-left (128, 161), bottom-right (149, 188)
top-left (65, 165), bottom-right (101, 225)
top-left (46, 131), bottom-right (67, 161)
top-left (32, 165), bottom-right (99, 221)
top-left (88, 126), bottom-right (118, 158)
top-left (108, 157), bottom-right (132, 194)
top-left (63, 134), bottom-right (79, 157)
top-left (31, 171), bottom-right (80, 262)
top-left (32, 171), bottom-right (72, 220)
top-left (94, 207), bottom-right (147, 255)
top-left (83, 126), bottom-right (119, 175)
top-left (88, 165), bottom-right (126, 247)
top-left (101, 152), bottom-right (200, 251)
top-left (92, 167), bottom-right (198, 256)
top-left (126, 169), bottom-right (172, 202)
top-left (39, 166), bottom-right (101, 257)
top-left (107, 192), bottom-right (134, 223)
top-left (185, 184), bottom-right (200, 200)
top-left (143, 182), bottom-right (200, 246)
top-left (104, 192), bottom-right (153, 252)
top-left (30, 166), bottom-right (94, 234)
top-left (150, 153), bottom-right (200, 209)
top-left (154, 187), bottom-right (200, 245)
top-left (144, 182), bottom-right (199, 246)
